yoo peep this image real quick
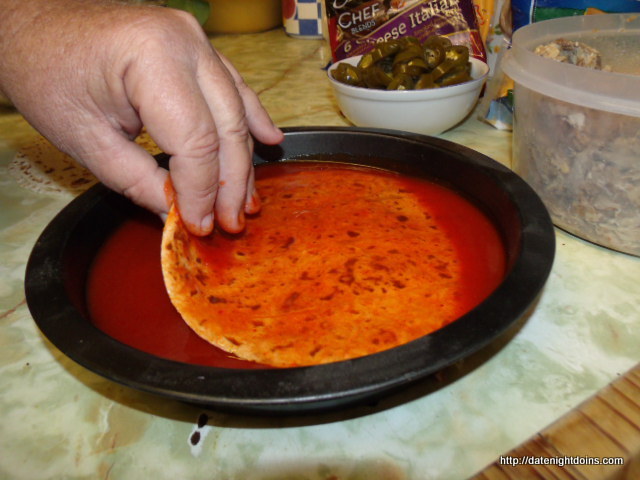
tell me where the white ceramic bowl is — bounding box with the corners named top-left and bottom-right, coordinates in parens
top-left (328, 56), bottom-right (489, 135)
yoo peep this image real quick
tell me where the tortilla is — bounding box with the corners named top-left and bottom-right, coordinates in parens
top-left (161, 162), bottom-right (488, 367)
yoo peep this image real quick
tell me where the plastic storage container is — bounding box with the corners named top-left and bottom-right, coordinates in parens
top-left (502, 13), bottom-right (640, 256)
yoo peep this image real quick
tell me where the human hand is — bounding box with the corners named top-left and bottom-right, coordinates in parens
top-left (0, 0), bottom-right (283, 235)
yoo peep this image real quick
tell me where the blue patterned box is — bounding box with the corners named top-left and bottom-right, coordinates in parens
top-left (283, 0), bottom-right (323, 38)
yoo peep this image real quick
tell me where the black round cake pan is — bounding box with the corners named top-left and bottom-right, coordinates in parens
top-left (25, 127), bottom-right (555, 415)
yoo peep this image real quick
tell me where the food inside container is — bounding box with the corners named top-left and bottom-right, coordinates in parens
top-left (502, 13), bottom-right (640, 256)
top-left (330, 36), bottom-right (475, 90)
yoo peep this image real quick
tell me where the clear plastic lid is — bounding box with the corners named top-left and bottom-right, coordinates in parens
top-left (502, 13), bottom-right (640, 117)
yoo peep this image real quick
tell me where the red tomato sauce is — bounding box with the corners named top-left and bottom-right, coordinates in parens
top-left (87, 163), bottom-right (507, 368)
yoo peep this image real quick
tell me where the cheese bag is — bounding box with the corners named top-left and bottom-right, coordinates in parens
top-left (324, 0), bottom-right (488, 62)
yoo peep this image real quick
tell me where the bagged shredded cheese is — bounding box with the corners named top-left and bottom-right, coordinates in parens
top-left (324, 0), bottom-right (488, 62)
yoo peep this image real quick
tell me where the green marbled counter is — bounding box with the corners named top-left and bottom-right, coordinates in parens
top-left (0, 28), bottom-right (638, 480)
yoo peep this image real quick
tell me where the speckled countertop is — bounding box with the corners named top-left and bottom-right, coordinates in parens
top-left (0, 28), bottom-right (638, 480)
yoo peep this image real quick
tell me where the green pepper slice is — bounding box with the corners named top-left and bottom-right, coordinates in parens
top-left (423, 43), bottom-right (445, 69)
top-left (392, 44), bottom-right (425, 65)
top-left (399, 36), bottom-right (421, 48)
top-left (359, 41), bottom-right (402, 69)
top-left (359, 49), bottom-right (383, 70)
top-left (436, 64), bottom-right (471, 86)
top-left (363, 65), bottom-right (393, 88)
top-left (331, 63), bottom-right (364, 86)
top-left (431, 59), bottom-right (456, 81)
top-left (432, 46), bottom-right (470, 81)
top-left (423, 35), bottom-right (452, 51)
top-left (444, 45), bottom-right (470, 64)
top-left (387, 73), bottom-right (414, 90)
top-left (393, 57), bottom-right (429, 76)
top-left (415, 72), bottom-right (439, 89)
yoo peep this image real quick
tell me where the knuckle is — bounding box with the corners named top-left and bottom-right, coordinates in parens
top-left (121, 175), bottom-right (150, 206)
top-left (125, 9), bottom-right (204, 53)
top-left (219, 111), bottom-right (251, 141)
top-left (233, 73), bottom-right (250, 92)
top-left (182, 128), bottom-right (222, 161)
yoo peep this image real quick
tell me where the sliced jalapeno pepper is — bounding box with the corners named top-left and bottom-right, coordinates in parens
top-left (359, 41), bottom-right (402, 69)
top-left (331, 35), bottom-right (473, 90)
top-left (437, 64), bottom-right (472, 86)
top-left (331, 63), bottom-right (364, 86)
top-left (431, 45), bottom-right (469, 80)
top-left (423, 35), bottom-right (452, 51)
top-left (392, 44), bottom-right (425, 65)
top-left (415, 72), bottom-right (438, 89)
top-left (444, 45), bottom-right (469, 64)
top-left (399, 36), bottom-right (421, 48)
top-left (387, 73), bottom-right (414, 90)
top-left (431, 59), bottom-right (456, 81)
top-left (380, 39), bottom-right (403, 56)
top-left (363, 65), bottom-right (393, 88)
top-left (423, 43), bottom-right (445, 69)
top-left (393, 57), bottom-right (429, 76)
top-left (407, 57), bottom-right (429, 70)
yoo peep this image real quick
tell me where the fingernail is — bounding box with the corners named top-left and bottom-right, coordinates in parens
top-left (245, 190), bottom-right (261, 214)
top-left (199, 213), bottom-right (214, 235)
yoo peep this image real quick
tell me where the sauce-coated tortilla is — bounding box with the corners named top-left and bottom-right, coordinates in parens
top-left (161, 162), bottom-right (505, 367)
